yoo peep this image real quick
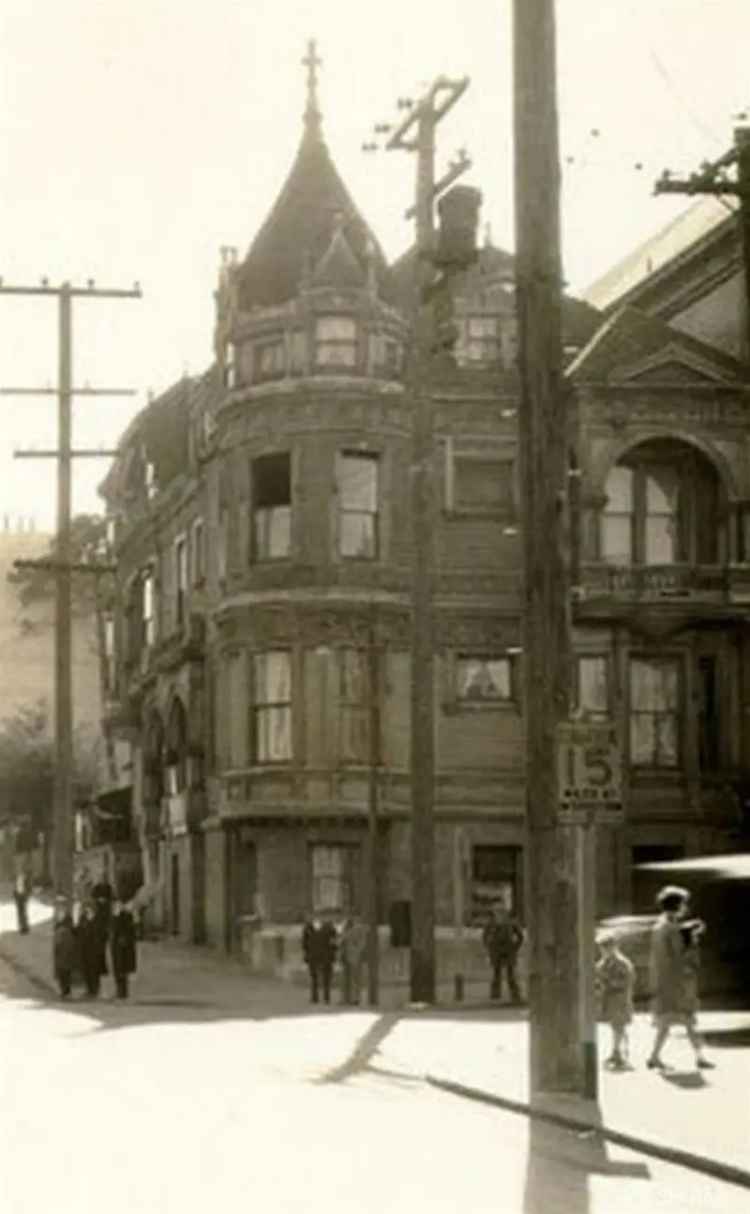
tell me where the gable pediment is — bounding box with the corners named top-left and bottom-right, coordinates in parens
top-left (610, 341), bottom-right (738, 387)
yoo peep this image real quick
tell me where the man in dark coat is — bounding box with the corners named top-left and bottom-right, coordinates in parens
top-left (302, 911), bottom-right (338, 1004)
top-left (92, 870), bottom-right (114, 936)
top-left (110, 898), bottom-right (137, 999)
top-left (482, 901), bottom-right (525, 1004)
top-left (77, 899), bottom-right (107, 997)
top-left (52, 897), bottom-right (77, 999)
top-left (13, 870), bottom-right (30, 934)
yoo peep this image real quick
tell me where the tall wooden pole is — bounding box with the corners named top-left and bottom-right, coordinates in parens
top-left (54, 283), bottom-right (74, 897)
top-left (366, 604), bottom-right (381, 1006)
top-left (513, 0), bottom-right (582, 1094)
top-left (409, 100), bottom-right (438, 1004)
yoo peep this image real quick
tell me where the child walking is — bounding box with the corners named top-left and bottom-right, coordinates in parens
top-left (595, 932), bottom-right (635, 1070)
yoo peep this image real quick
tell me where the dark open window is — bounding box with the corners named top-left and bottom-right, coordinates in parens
top-left (697, 655), bottom-right (720, 772)
top-left (252, 453), bottom-right (291, 560)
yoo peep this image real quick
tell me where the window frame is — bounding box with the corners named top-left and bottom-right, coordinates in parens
top-left (253, 336), bottom-right (286, 383)
top-left (463, 314), bottom-right (501, 364)
top-left (337, 450), bottom-right (380, 561)
top-left (445, 440), bottom-right (517, 518)
top-left (337, 648), bottom-right (371, 765)
top-left (315, 315), bottom-right (358, 371)
top-left (174, 534), bottom-right (188, 631)
top-left (575, 654), bottom-right (611, 722)
top-left (309, 843), bottom-right (356, 914)
top-left (250, 649), bottom-right (293, 765)
top-left (453, 652), bottom-right (518, 711)
top-left (601, 446), bottom-right (720, 567)
top-left (191, 517), bottom-right (205, 586)
top-left (251, 452), bottom-right (292, 563)
top-left (142, 566), bottom-right (156, 649)
top-left (470, 844), bottom-right (523, 924)
top-left (628, 654), bottom-right (682, 770)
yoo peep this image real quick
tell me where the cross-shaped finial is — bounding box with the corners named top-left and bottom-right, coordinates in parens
top-left (302, 38), bottom-right (322, 134)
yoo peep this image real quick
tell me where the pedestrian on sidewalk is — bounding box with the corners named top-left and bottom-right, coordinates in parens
top-left (595, 931), bottom-right (635, 1070)
top-left (646, 884), bottom-right (714, 1071)
top-left (52, 896), bottom-right (77, 999)
top-left (482, 900), bottom-right (525, 1003)
top-left (339, 914), bottom-right (368, 1006)
top-left (109, 897), bottom-right (137, 1000)
top-left (77, 899), bottom-right (107, 997)
top-left (13, 870), bottom-right (30, 934)
top-left (302, 910), bottom-right (337, 1005)
top-left (92, 866), bottom-right (114, 937)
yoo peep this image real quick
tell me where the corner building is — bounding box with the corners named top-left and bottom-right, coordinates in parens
top-left (100, 56), bottom-right (750, 966)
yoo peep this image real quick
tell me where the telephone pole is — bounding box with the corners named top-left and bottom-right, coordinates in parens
top-left (654, 125), bottom-right (750, 358)
top-left (513, 1), bottom-right (583, 1095)
top-left (383, 76), bottom-right (470, 1002)
top-left (1, 279), bottom-right (140, 898)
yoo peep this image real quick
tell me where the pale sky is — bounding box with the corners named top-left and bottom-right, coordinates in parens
top-left (1, 0), bottom-right (749, 529)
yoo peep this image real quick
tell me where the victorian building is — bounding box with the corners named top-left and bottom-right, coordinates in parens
top-left (99, 53), bottom-right (750, 958)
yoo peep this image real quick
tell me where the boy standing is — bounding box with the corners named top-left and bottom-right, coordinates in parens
top-left (595, 932), bottom-right (635, 1069)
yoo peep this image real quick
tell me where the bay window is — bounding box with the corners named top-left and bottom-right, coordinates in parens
top-left (252, 452), bottom-right (291, 560)
top-left (338, 452), bottom-right (379, 558)
top-left (251, 650), bottom-right (292, 762)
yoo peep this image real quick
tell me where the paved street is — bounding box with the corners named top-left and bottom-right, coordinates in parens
top-left (1, 900), bottom-right (749, 1213)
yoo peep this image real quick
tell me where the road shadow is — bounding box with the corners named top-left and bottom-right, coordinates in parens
top-left (316, 1010), bottom-right (411, 1084)
top-left (659, 1069), bottom-right (708, 1090)
top-left (524, 1106), bottom-right (651, 1214)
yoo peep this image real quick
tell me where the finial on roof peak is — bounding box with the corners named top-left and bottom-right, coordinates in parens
top-left (302, 38), bottom-right (323, 138)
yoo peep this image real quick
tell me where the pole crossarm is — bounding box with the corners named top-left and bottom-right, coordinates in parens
top-left (0, 283), bottom-right (141, 299)
top-left (386, 77), bottom-right (469, 151)
top-left (14, 448), bottom-right (119, 459)
top-left (1, 387), bottom-right (136, 397)
top-left (13, 558), bottom-right (116, 575)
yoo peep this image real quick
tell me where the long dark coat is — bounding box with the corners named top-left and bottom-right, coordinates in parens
top-left (52, 915), bottom-right (77, 976)
top-left (77, 913), bottom-right (108, 976)
top-left (302, 921), bottom-right (337, 968)
top-left (110, 909), bottom-right (137, 976)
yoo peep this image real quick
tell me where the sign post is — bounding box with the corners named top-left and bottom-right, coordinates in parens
top-left (557, 719), bottom-right (623, 1099)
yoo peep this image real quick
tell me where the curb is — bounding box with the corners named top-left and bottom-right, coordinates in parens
top-left (426, 1074), bottom-right (750, 1192)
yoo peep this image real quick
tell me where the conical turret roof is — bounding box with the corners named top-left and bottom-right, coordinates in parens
top-left (237, 45), bottom-right (389, 310)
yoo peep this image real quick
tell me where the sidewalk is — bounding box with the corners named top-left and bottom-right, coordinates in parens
top-left (1, 891), bottom-right (748, 1189)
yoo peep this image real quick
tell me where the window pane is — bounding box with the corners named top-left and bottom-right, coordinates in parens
top-left (630, 713), bottom-right (655, 765)
top-left (340, 512), bottom-right (376, 558)
top-left (340, 650), bottom-right (367, 700)
top-left (605, 465), bottom-right (633, 512)
top-left (339, 456), bottom-right (377, 510)
top-left (254, 453), bottom-right (290, 508)
top-left (457, 657), bottom-right (511, 701)
top-left (601, 516), bottom-right (632, 564)
top-left (645, 514), bottom-right (677, 564)
top-left (578, 657), bottom-right (608, 715)
top-left (630, 660), bottom-right (678, 711)
top-left (467, 317), bottom-right (498, 338)
top-left (255, 706), bottom-right (292, 761)
top-left (254, 506), bottom-right (291, 558)
top-left (646, 465), bottom-right (679, 514)
top-left (317, 317), bottom-right (356, 341)
top-left (253, 651), bottom-right (291, 703)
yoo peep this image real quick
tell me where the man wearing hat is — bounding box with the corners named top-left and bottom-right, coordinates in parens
top-left (77, 898), bottom-right (107, 997)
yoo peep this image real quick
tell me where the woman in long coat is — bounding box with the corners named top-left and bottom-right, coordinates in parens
top-left (109, 899), bottom-right (137, 999)
top-left (647, 885), bottom-right (713, 1070)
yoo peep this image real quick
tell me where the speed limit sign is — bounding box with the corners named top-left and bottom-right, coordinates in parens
top-left (556, 720), bottom-right (623, 824)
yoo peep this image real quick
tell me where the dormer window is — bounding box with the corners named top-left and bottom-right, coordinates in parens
top-left (464, 316), bottom-right (500, 363)
top-left (315, 316), bottom-right (357, 369)
top-left (255, 337), bottom-right (286, 382)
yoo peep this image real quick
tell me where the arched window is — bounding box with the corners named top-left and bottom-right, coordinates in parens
top-left (601, 440), bottom-right (720, 566)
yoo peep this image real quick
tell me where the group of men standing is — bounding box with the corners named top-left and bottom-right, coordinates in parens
top-left (302, 912), bottom-right (368, 1005)
top-left (51, 870), bottom-right (137, 1001)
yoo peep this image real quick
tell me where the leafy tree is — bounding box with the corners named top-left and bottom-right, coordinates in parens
top-left (6, 513), bottom-right (110, 614)
top-left (0, 699), bottom-right (98, 835)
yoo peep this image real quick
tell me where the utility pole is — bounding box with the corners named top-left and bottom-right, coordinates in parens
top-left (366, 603), bottom-right (381, 1007)
top-left (513, 1), bottom-right (583, 1095)
top-left (382, 76), bottom-right (469, 1003)
top-left (1, 279), bottom-right (140, 898)
top-left (654, 126), bottom-right (750, 359)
